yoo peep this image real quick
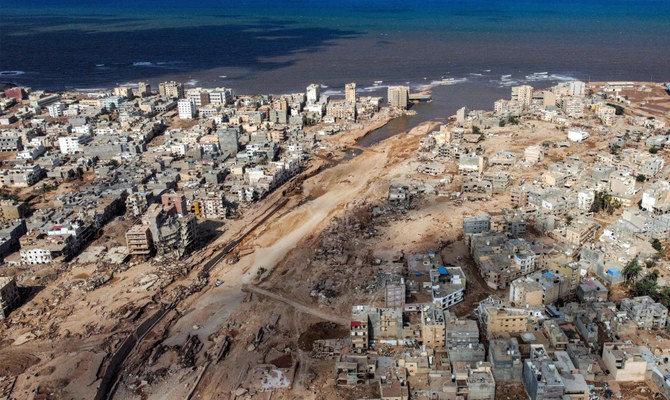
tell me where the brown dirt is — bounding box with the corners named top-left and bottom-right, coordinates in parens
top-left (298, 322), bottom-right (349, 351)
top-left (0, 350), bottom-right (41, 376)
top-left (269, 353), bottom-right (293, 368)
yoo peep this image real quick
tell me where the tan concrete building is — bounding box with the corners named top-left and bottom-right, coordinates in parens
top-left (345, 82), bottom-right (356, 102)
top-left (388, 86), bottom-right (409, 110)
top-left (0, 199), bottom-right (28, 222)
top-left (511, 85), bottom-right (534, 107)
top-left (479, 305), bottom-right (528, 338)
top-left (158, 81), bottom-right (184, 99)
top-left (351, 306), bottom-right (369, 354)
top-left (509, 279), bottom-right (543, 307)
top-left (125, 225), bottom-right (153, 256)
top-left (421, 305), bottom-right (446, 348)
top-left (602, 343), bottom-right (647, 382)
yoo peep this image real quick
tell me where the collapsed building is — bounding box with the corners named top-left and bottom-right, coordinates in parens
top-left (125, 203), bottom-right (198, 258)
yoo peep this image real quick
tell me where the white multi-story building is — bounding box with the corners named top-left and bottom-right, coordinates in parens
top-left (47, 102), bottom-right (65, 118)
top-left (208, 88), bottom-right (233, 105)
top-left (568, 80), bottom-right (585, 96)
top-left (58, 134), bottom-right (91, 155)
top-left (306, 84), bottom-right (320, 104)
top-left (578, 189), bottom-right (595, 212)
top-left (178, 99), bottom-right (196, 119)
top-left (20, 248), bottom-right (53, 264)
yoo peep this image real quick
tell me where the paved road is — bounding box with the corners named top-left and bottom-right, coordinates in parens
top-left (243, 285), bottom-right (349, 325)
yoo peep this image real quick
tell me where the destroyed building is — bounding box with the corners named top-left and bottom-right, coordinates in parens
top-left (125, 203), bottom-right (198, 258)
top-left (0, 276), bottom-right (20, 320)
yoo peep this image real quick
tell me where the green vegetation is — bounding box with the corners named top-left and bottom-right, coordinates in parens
top-left (507, 116), bottom-right (519, 125)
top-left (472, 126), bottom-right (482, 135)
top-left (609, 144), bottom-right (620, 155)
top-left (649, 146), bottom-right (660, 154)
top-left (652, 238), bottom-right (664, 253)
top-left (636, 174), bottom-right (646, 182)
top-left (589, 191), bottom-right (621, 215)
top-left (629, 268), bottom-right (670, 308)
top-left (606, 103), bottom-right (624, 115)
top-left (622, 258), bottom-right (643, 284)
top-left (38, 183), bottom-right (57, 195)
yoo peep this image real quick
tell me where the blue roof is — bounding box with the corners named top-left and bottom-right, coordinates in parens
top-left (543, 272), bottom-right (554, 278)
top-left (607, 269), bottom-right (621, 276)
top-left (428, 251), bottom-right (436, 256)
top-left (416, 273), bottom-right (423, 277)
top-left (437, 267), bottom-right (448, 275)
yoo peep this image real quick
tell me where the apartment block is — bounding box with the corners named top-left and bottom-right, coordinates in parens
top-left (488, 338), bottom-right (522, 381)
top-left (601, 343), bottom-right (647, 382)
top-left (350, 305), bottom-right (370, 353)
top-left (125, 224), bottom-right (153, 256)
top-left (159, 81), bottom-right (184, 99)
top-left (620, 296), bottom-right (668, 330)
top-left (0, 276), bottom-right (20, 320)
top-left (388, 86), bottom-right (410, 110)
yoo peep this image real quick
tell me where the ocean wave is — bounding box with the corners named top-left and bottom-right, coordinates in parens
top-left (417, 77), bottom-right (468, 91)
top-left (0, 71), bottom-right (25, 76)
top-left (133, 61), bottom-right (154, 67)
top-left (119, 82), bottom-right (139, 87)
top-left (322, 89), bottom-right (344, 96)
top-left (74, 88), bottom-right (106, 92)
top-left (359, 85), bottom-right (387, 93)
top-left (184, 79), bottom-right (198, 86)
top-left (495, 72), bottom-right (579, 87)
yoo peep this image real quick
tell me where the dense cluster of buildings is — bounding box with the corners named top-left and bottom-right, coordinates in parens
top-left (321, 81), bottom-right (670, 399)
top-left (0, 80), bottom-right (399, 319)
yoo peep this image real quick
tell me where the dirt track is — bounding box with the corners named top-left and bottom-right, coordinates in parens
top-left (243, 285), bottom-right (349, 325)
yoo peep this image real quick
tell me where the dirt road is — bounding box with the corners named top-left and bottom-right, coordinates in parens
top-left (243, 285), bottom-right (349, 325)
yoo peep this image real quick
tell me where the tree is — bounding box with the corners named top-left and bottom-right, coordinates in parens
top-left (636, 174), bottom-right (647, 182)
top-left (622, 258), bottom-right (643, 285)
top-left (649, 146), bottom-right (659, 154)
top-left (590, 191), bottom-right (621, 215)
top-left (652, 238), bottom-right (664, 252)
top-left (472, 126), bottom-right (482, 135)
top-left (606, 103), bottom-right (624, 115)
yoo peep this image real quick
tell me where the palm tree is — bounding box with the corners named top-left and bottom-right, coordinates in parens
top-left (623, 258), bottom-right (643, 284)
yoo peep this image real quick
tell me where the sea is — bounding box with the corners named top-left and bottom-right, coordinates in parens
top-left (2, 0), bottom-right (670, 134)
